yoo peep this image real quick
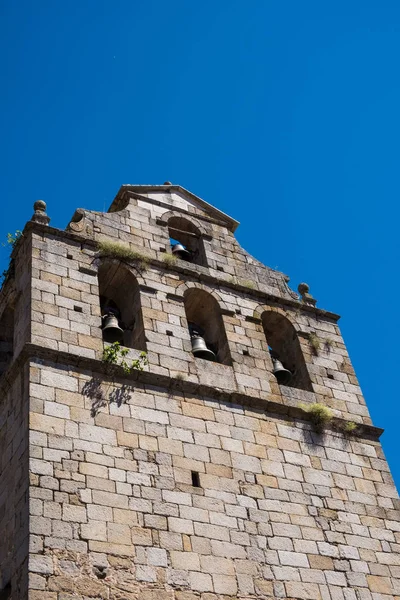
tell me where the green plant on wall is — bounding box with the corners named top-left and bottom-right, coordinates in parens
top-left (97, 240), bottom-right (148, 271)
top-left (0, 230), bottom-right (23, 287)
top-left (2, 231), bottom-right (23, 249)
top-left (162, 253), bottom-right (177, 266)
top-left (342, 421), bottom-right (358, 436)
top-left (83, 342), bottom-right (148, 416)
top-left (299, 402), bottom-right (333, 434)
top-left (324, 337), bottom-right (334, 352)
top-left (308, 332), bottom-right (321, 355)
top-left (102, 342), bottom-right (148, 374)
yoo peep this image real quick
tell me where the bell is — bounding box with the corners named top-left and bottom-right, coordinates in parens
top-left (171, 243), bottom-right (191, 261)
top-left (102, 313), bottom-right (124, 343)
top-left (191, 335), bottom-right (216, 361)
top-left (272, 357), bottom-right (292, 385)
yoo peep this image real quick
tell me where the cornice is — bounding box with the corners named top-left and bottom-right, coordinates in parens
top-left (0, 343), bottom-right (384, 443)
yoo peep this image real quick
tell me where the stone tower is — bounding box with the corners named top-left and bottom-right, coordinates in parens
top-left (0, 184), bottom-right (399, 600)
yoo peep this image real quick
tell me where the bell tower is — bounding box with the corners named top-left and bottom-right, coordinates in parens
top-left (0, 184), bottom-right (399, 600)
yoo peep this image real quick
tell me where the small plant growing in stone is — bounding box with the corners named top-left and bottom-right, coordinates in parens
top-left (308, 332), bottom-right (320, 355)
top-left (323, 337), bottom-right (334, 353)
top-left (2, 230), bottom-right (23, 249)
top-left (1, 230), bottom-right (22, 287)
top-left (299, 402), bottom-right (333, 433)
top-left (97, 240), bottom-right (148, 270)
top-left (343, 421), bottom-right (358, 436)
top-left (102, 342), bottom-right (148, 374)
top-left (162, 253), bottom-right (177, 266)
top-left (85, 343), bottom-right (148, 416)
top-left (175, 372), bottom-right (186, 381)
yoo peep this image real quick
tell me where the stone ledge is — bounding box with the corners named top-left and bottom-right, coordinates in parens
top-left (0, 342), bottom-right (383, 441)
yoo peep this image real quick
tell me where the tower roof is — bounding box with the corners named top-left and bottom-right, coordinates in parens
top-left (110, 183), bottom-right (240, 233)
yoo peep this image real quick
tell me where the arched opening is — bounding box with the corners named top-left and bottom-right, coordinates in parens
top-left (184, 289), bottom-right (231, 365)
top-left (261, 311), bottom-right (312, 391)
top-left (0, 306), bottom-right (14, 377)
top-left (168, 217), bottom-right (207, 267)
top-left (98, 261), bottom-right (146, 350)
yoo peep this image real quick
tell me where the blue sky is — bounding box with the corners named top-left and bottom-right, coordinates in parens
top-left (1, 1), bottom-right (399, 486)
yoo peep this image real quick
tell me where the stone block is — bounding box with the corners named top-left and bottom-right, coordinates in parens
top-left (170, 551), bottom-right (200, 570)
top-left (29, 555), bottom-right (54, 575)
top-left (212, 574), bottom-right (237, 595)
top-left (80, 520), bottom-right (107, 541)
top-left (189, 572), bottom-right (213, 592)
top-left (278, 550), bottom-right (309, 568)
top-left (62, 504), bottom-right (87, 523)
top-left (200, 555), bottom-right (235, 575)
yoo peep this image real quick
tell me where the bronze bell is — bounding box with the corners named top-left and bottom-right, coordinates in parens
top-left (102, 313), bottom-right (124, 343)
top-left (171, 242), bottom-right (191, 261)
top-left (191, 335), bottom-right (216, 361)
top-left (271, 356), bottom-right (292, 385)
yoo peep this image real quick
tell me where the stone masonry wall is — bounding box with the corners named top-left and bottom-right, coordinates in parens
top-left (0, 231), bottom-right (32, 599)
top-left (28, 360), bottom-right (400, 600)
top-left (29, 227), bottom-right (371, 427)
top-left (1, 186), bottom-right (399, 600)
top-left (0, 366), bottom-right (29, 598)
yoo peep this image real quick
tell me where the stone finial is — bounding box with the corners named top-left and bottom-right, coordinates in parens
top-left (31, 200), bottom-right (50, 225)
top-left (298, 282), bottom-right (317, 306)
top-left (163, 181), bottom-right (172, 186)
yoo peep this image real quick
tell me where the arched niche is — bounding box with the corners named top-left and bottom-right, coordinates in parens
top-left (0, 306), bottom-right (14, 377)
top-left (168, 216), bottom-right (207, 267)
top-left (184, 288), bottom-right (231, 365)
top-left (261, 311), bottom-right (312, 391)
top-left (98, 260), bottom-right (146, 351)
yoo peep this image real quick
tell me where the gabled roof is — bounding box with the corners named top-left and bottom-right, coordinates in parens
top-left (110, 184), bottom-right (240, 233)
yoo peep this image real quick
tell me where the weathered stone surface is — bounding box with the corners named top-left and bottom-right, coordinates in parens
top-left (0, 185), bottom-right (398, 600)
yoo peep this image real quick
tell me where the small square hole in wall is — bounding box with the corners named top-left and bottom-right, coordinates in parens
top-left (74, 306), bottom-right (83, 313)
top-left (160, 247), bottom-right (166, 253)
top-left (191, 471), bottom-right (201, 487)
top-left (327, 373), bottom-right (334, 380)
top-left (235, 309), bottom-right (241, 315)
top-left (216, 265), bottom-right (224, 272)
top-left (242, 349), bottom-right (250, 356)
top-left (67, 254), bottom-right (73, 260)
top-left (166, 330), bottom-right (174, 337)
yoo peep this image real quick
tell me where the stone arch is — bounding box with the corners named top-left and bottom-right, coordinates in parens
top-left (159, 211), bottom-right (210, 267)
top-left (181, 286), bottom-right (232, 365)
top-left (158, 210), bottom-right (211, 237)
top-left (175, 281), bottom-right (231, 314)
top-left (253, 304), bottom-right (303, 331)
top-left (255, 305), bottom-right (312, 391)
top-left (97, 259), bottom-right (146, 351)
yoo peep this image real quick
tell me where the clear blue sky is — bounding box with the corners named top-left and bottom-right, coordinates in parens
top-left (1, 1), bottom-right (399, 486)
